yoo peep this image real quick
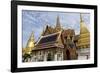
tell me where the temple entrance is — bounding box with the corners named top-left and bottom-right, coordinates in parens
top-left (47, 53), bottom-right (52, 61)
top-left (66, 50), bottom-right (71, 60)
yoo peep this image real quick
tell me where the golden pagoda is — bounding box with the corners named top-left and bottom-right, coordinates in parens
top-left (77, 14), bottom-right (90, 49)
top-left (23, 32), bottom-right (35, 55)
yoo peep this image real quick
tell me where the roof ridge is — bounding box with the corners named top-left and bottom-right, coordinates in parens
top-left (41, 31), bottom-right (60, 38)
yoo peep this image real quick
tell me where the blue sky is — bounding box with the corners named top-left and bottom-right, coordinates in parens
top-left (22, 10), bottom-right (90, 48)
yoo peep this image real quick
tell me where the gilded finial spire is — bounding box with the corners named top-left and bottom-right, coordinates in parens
top-left (80, 13), bottom-right (83, 22)
top-left (55, 15), bottom-right (62, 31)
top-left (80, 13), bottom-right (89, 34)
top-left (30, 31), bottom-right (34, 40)
top-left (56, 15), bottom-right (61, 28)
top-left (26, 31), bottom-right (35, 48)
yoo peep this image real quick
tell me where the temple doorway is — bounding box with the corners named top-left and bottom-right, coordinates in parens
top-left (47, 53), bottom-right (52, 61)
top-left (66, 50), bottom-right (71, 60)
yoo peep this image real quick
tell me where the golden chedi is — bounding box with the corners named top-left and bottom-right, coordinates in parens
top-left (77, 14), bottom-right (90, 49)
top-left (76, 14), bottom-right (90, 59)
top-left (24, 32), bottom-right (35, 55)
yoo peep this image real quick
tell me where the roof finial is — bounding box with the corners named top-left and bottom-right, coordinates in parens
top-left (30, 31), bottom-right (34, 40)
top-left (55, 15), bottom-right (62, 31)
top-left (80, 13), bottom-right (83, 22)
top-left (56, 15), bottom-right (61, 28)
top-left (80, 13), bottom-right (89, 34)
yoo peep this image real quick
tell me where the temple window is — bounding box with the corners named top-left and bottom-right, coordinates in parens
top-left (47, 53), bottom-right (53, 61)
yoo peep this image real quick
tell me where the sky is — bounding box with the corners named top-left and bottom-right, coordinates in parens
top-left (22, 10), bottom-right (90, 48)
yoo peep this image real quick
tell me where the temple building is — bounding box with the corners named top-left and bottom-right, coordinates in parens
top-left (22, 14), bottom-right (90, 62)
top-left (28, 16), bottom-right (77, 62)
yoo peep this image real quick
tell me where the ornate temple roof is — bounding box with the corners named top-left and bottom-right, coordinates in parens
top-left (38, 33), bottom-right (59, 44)
top-left (42, 25), bottom-right (56, 35)
top-left (42, 16), bottom-right (62, 36)
top-left (33, 32), bottom-right (64, 50)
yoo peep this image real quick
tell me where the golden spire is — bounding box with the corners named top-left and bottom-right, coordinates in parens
top-left (55, 15), bottom-right (62, 31)
top-left (56, 16), bottom-right (61, 28)
top-left (80, 13), bottom-right (83, 22)
top-left (26, 31), bottom-right (35, 48)
top-left (80, 13), bottom-right (89, 34)
top-left (77, 14), bottom-right (90, 49)
top-left (24, 31), bottom-right (35, 55)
